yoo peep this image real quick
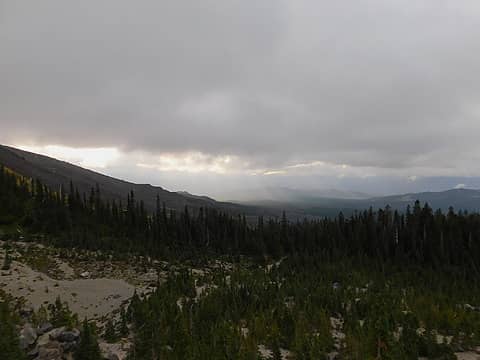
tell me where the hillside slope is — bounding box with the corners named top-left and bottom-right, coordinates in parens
top-left (0, 144), bottom-right (254, 214)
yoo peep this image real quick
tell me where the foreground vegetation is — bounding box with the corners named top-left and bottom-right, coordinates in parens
top-left (1, 166), bottom-right (480, 359)
top-left (120, 258), bottom-right (480, 360)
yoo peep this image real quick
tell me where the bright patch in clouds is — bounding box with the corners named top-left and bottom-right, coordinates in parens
top-left (14, 144), bottom-right (120, 169)
top-left (263, 170), bottom-right (287, 176)
top-left (137, 152), bottom-right (237, 174)
top-left (258, 160), bottom-right (374, 178)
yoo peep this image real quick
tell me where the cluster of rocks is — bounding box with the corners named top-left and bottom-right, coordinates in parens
top-left (328, 315), bottom-right (346, 360)
top-left (19, 322), bottom-right (124, 360)
top-left (19, 323), bottom-right (80, 360)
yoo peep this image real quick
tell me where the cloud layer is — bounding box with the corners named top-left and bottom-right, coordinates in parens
top-left (2, 0), bottom-right (480, 193)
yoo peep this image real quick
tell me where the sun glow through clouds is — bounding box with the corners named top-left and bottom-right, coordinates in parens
top-left (13, 144), bottom-right (120, 169)
top-left (136, 152), bottom-right (235, 174)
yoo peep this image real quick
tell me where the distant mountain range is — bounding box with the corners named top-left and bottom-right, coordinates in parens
top-left (2, 144), bottom-right (480, 219)
top-left (368, 188), bottom-right (480, 212)
top-left (243, 188), bottom-right (480, 217)
top-left (232, 186), bottom-right (371, 203)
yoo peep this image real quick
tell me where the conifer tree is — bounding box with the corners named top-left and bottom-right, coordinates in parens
top-left (1, 249), bottom-right (11, 271)
top-left (119, 307), bottom-right (129, 337)
top-left (104, 319), bottom-right (117, 343)
top-left (0, 301), bottom-right (25, 360)
top-left (75, 318), bottom-right (102, 360)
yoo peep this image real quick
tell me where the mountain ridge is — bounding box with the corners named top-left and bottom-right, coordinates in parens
top-left (3, 144), bottom-right (480, 219)
top-left (0, 144), bottom-right (255, 215)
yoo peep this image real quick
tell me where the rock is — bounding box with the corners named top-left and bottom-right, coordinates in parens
top-left (37, 327), bottom-right (67, 347)
top-left (37, 322), bottom-right (54, 336)
top-left (454, 352), bottom-right (480, 360)
top-left (19, 324), bottom-right (37, 349)
top-left (19, 306), bottom-right (34, 318)
top-left (80, 271), bottom-right (90, 279)
top-left (99, 342), bottom-right (128, 360)
top-left (47, 327), bottom-right (66, 341)
top-left (37, 333), bottom-right (51, 347)
top-left (35, 345), bottom-right (62, 360)
top-left (28, 345), bottom-right (39, 358)
top-left (57, 329), bottom-right (80, 343)
top-left (42, 340), bottom-right (62, 350)
top-left (104, 352), bottom-right (120, 360)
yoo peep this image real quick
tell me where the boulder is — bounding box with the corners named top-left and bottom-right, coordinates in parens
top-left (99, 342), bottom-right (127, 360)
top-left (47, 327), bottom-right (66, 341)
top-left (37, 333), bottom-right (51, 347)
top-left (42, 340), bottom-right (62, 350)
top-left (104, 352), bottom-right (120, 360)
top-left (35, 345), bottom-right (62, 360)
top-left (37, 327), bottom-right (66, 347)
top-left (19, 324), bottom-right (37, 349)
top-left (19, 306), bottom-right (34, 318)
top-left (57, 329), bottom-right (80, 343)
top-left (37, 322), bottom-right (53, 336)
top-left (27, 345), bottom-right (39, 358)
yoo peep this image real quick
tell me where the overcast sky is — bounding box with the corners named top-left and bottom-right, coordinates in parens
top-left (2, 1), bottom-right (480, 199)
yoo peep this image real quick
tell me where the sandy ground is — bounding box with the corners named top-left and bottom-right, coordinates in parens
top-left (0, 254), bottom-right (136, 319)
top-left (454, 353), bottom-right (480, 360)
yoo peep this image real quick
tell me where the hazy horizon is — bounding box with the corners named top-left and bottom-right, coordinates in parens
top-left (4, 143), bottom-right (480, 202)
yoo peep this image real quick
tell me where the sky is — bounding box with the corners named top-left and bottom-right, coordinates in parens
top-left (2, 1), bottom-right (480, 200)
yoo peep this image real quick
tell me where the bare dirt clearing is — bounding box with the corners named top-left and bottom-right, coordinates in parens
top-left (0, 258), bottom-right (136, 319)
top-left (0, 241), bottom-right (154, 319)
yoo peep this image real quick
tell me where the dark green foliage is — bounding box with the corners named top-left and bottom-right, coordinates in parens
top-left (75, 318), bottom-right (102, 360)
top-left (1, 165), bottom-right (480, 280)
top-left (125, 268), bottom-right (334, 360)
top-left (271, 340), bottom-right (281, 360)
top-left (2, 165), bottom-right (480, 281)
top-left (122, 259), bottom-right (480, 360)
top-left (32, 305), bottom-right (49, 327)
top-left (119, 307), bottom-right (129, 337)
top-left (2, 166), bottom-right (480, 359)
top-left (48, 296), bottom-right (78, 328)
top-left (103, 319), bottom-right (117, 343)
top-left (0, 300), bottom-right (25, 360)
top-left (2, 249), bottom-right (11, 270)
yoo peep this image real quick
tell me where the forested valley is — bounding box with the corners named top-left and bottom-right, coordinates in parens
top-left (1, 165), bottom-right (480, 360)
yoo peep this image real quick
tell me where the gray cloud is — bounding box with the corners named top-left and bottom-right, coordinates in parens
top-left (2, 0), bottom-right (480, 179)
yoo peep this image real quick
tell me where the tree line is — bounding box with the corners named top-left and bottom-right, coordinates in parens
top-left (1, 165), bottom-right (480, 277)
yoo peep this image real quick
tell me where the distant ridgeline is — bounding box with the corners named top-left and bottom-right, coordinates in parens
top-left (1, 165), bottom-right (480, 277)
